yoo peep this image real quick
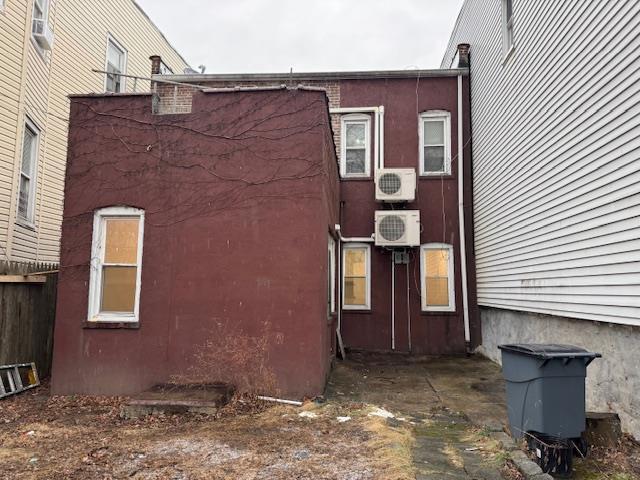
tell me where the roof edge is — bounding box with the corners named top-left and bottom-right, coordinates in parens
top-left (158, 68), bottom-right (468, 83)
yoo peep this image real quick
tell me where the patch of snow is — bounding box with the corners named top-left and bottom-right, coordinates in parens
top-left (336, 416), bottom-right (351, 423)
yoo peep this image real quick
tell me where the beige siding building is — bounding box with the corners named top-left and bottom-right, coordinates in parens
top-left (0, 0), bottom-right (189, 262)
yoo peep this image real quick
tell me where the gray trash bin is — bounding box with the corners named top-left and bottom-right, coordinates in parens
top-left (499, 344), bottom-right (601, 440)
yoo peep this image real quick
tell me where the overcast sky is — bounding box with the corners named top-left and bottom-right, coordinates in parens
top-left (136, 0), bottom-right (465, 74)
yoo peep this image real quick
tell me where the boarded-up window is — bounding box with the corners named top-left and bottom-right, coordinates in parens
top-left (343, 244), bottom-right (370, 309)
top-left (421, 244), bottom-right (455, 311)
top-left (88, 207), bottom-right (144, 322)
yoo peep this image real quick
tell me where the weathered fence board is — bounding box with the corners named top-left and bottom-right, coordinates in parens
top-left (0, 261), bottom-right (58, 378)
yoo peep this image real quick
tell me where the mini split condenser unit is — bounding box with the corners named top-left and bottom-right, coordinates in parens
top-left (375, 210), bottom-right (420, 247)
top-left (375, 168), bottom-right (416, 203)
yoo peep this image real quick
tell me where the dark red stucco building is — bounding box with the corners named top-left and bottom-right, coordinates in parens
top-left (52, 45), bottom-right (478, 398)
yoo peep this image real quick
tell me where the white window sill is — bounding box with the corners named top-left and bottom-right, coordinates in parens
top-left (422, 307), bottom-right (456, 313)
top-left (502, 45), bottom-right (516, 65)
top-left (343, 305), bottom-right (371, 311)
top-left (419, 172), bottom-right (452, 177)
top-left (88, 314), bottom-right (138, 323)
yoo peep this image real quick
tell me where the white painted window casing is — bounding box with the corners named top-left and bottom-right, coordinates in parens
top-left (342, 243), bottom-right (371, 310)
top-left (105, 35), bottom-right (127, 93)
top-left (502, 0), bottom-right (515, 56)
top-left (32, 0), bottom-right (48, 23)
top-left (88, 206), bottom-right (145, 323)
top-left (17, 119), bottom-right (39, 225)
top-left (419, 111), bottom-right (451, 175)
top-left (340, 114), bottom-right (371, 178)
top-left (328, 235), bottom-right (336, 314)
top-left (421, 243), bottom-right (455, 312)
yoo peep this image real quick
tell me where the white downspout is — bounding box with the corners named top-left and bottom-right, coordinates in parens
top-left (457, 75), bottom-right (471, 344)
top-left (379, 106), bottom-right (385, 169)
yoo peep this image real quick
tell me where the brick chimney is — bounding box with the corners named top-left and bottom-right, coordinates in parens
top-left (149, 55), bottom-right (162, 76)
top-left (457, 44), bottom-right (470, 68)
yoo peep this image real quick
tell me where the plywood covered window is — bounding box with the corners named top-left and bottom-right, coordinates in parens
top-left (342, 243), bottom-right (370, 310)
top-left (88, 207), bottom-right (144, 323)
top-left (340, 115), bottom-right (371, 178)
top-left (17, 119), bottom-right (39, 224)
top-left (421, 243), bottom-right (455, 312)
top-left (419, 111), bottom-right (451, 175)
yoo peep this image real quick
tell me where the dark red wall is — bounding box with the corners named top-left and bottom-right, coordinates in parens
top-left (338, 76), bottom-right (478, 354)
top-left (52, 89), bottom-right (339, 397)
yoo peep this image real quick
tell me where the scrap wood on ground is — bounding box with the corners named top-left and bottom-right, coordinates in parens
top-left (0, 383), bottom-right (415, 480)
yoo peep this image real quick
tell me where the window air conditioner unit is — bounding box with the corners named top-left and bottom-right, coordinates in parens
top-left (375, 168), bottom-right (416, 202)
top-left (32, 19), bottom-right (54, 51)
top-left (375, 210), bottom-right (420, 247)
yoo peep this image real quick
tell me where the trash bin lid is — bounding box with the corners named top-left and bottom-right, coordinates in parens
top-left (498, 344), bottom-right (601, 360)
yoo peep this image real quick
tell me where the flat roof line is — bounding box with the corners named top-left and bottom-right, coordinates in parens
top-left (158, 67), bottom-right (468, 83)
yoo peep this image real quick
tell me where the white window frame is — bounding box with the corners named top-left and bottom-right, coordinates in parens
top-left (419, 111), bottom-right (451, 176)
top-left (340, 114), bottom-right (371, 178)
top-left (0, 0), bottom-right (6, 13)
top-left (420, 243), bottom-right (455, 312)
top-left (328, 235), bottom-right (336, 314)
top-left (17, 118), bottom-right (40, 226)
top-left (342, 243), bottom-right (371, 310)
top-left (31, 0), bottom-right (49, 22)
top-left (502, 0), bottom-right (515, 59)
top-left (88, 206), bottom-right (145, 323)
top-left (104, 34), bottom-right (127, 93)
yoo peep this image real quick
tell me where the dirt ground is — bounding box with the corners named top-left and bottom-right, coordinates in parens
top-left (0, 382), bottom-right (414, 480)
top-left (1, 354), bottom-right (638, 480)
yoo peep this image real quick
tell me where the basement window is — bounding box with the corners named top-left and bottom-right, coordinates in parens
top-left (419, 111), bottom-right (451, 175)
top-left (342, 243), bottom-right (371, 310)
top-left (105, 35), bottom-right (127, 93)
top-left (17, 119), bottom-right (39, 225)
top-left (421, 243), bottom-right (455, 312)
top-left (88, 207), bottom-right (144, 323)
top-left (340, 115), bottom-right (371, 178)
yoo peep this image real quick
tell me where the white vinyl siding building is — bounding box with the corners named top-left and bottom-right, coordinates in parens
top-left (443, 0), bottom-right (640, 439)
top-left (443, 0), bottom-right (640, 327)
top-left (0, 0), bottom-right (189, 263)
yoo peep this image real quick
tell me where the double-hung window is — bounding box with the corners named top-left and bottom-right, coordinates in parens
top-left (342, 243), bottom-right (370, 310)
top-left (419, 111), bottom-right (451, 175)
top-left (31, 0), bottom-right (48, 30)
top-left (17, 120), bottom-right (39, 224)
top-left (421, 243), bottom-right (455, 312)
top-left (88, 207), bottom-right (144, 323)
top-left (105, 36), bottom-right (127, 93)
top-left (503, 0), bottom-right (515, 55)
top-left (340, 115), bottom-right (370, 178)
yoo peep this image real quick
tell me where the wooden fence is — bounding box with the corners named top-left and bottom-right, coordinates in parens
top-left (0, 261), bottom-right (58, 378)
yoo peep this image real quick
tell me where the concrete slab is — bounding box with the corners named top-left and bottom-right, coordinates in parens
top-left (327, 353), bottom-right (509, 479)
top-left (121, 383), bottom-right (234, 419)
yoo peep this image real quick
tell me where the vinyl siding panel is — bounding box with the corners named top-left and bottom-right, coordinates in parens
top-left (0, 0), bottom-right (189, 263)
top-left (443, 0), bottom-right (640, 326)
